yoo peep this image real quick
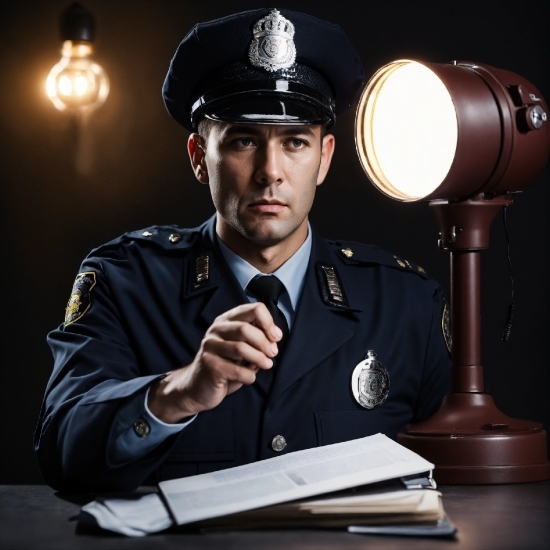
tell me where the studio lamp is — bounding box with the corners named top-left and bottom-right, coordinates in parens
top-left (46, 2), bottom-right (109, 113)
top-left (356, 59), bottom-right (550, 484)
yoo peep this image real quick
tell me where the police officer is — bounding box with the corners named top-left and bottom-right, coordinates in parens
top-left (35, 8), bottom-right (451, 492)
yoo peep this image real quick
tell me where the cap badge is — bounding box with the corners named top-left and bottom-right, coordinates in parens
top-left (249, 9), bottom-right (296, 72)
top-left (351, 350), bottom-right (390, 409)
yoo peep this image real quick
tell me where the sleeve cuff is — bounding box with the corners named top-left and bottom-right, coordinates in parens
top-left (143, 386), bottom-right (197, 432)
top-left (107, 385), bottom-right (197, 466)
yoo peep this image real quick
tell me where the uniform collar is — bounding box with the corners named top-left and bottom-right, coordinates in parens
top-left (216, 224), bottom-right (312, 313)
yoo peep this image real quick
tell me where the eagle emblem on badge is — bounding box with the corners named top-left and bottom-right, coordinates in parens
top-left (65, 272), bottom-right (96, 325)
top-left (351, 350), bottom-right (390, 409)
top-left (248, 9), bottom-right (296, 72)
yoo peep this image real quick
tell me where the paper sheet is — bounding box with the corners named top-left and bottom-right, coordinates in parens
top-left (160, 433), bottom-right (433, 525)
top-left (81, 493), bottom-right (172, 536)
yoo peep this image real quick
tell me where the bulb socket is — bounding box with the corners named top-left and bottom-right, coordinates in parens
top-left (60, 2), bottom-right (95, 42)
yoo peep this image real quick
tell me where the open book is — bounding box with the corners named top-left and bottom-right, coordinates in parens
top-left (80, 434), bottom-right (455, 537)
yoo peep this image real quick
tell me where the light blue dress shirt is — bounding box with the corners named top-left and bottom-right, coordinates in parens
top-left (109, 226), bottom-right (312, 464)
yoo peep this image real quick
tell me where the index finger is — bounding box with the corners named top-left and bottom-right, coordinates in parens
top-left (222, 302), bottom-right (282, 342)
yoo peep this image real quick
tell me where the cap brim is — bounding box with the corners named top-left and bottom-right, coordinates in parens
top-left (203, 96), bottom-right (332, 127)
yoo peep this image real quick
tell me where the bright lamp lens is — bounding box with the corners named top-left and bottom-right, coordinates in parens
top-left (357, 61), bottom-right (458, 201)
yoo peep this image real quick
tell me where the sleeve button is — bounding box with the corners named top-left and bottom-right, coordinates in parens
top-left (133, 418), bottom-right (151, 437)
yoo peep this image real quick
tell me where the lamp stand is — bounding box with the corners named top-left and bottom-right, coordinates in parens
top-left (397, 194), bottom-right (550, 484)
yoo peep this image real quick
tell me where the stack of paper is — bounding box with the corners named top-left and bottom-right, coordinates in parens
top-left (159, 433), bottom-right (435, 526)
top-left (79, 434), bottom-right (455, 537)
top-left (197, 482), bottom-right (444, 530)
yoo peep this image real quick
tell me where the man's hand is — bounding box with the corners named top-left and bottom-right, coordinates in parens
top-left (147, 302), bottom-right (282, 423)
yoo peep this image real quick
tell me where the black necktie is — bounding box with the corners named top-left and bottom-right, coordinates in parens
top-left (247, 275), bottom-right (289, 362)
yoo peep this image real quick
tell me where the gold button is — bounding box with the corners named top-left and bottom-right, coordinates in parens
top-left (341, 248), bottom-right (353, 258)
top-left (271, 435), bottom-right (287, 452)
top-left (142, 231), bottom-right (153, 237)
top-left (169, 233), bottom-right (181, 243)
top-left (133, 418), bottom-right (150, 437)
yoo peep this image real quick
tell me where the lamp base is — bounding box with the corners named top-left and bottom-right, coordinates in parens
top-left (397, 393), bottom-right (550, 484)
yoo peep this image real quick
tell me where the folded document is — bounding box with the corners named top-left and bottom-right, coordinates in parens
top-left (79, 433), bottom-right (455, 537)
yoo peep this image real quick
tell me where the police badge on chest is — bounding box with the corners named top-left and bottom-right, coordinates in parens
top-left (351, 350), bottom-right (390, 409)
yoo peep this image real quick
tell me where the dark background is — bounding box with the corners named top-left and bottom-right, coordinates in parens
top-left (0, 0), bottom-right (548, 484)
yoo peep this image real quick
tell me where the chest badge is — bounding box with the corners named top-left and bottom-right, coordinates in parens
top-left (351, 350), bottom-right (390, 409)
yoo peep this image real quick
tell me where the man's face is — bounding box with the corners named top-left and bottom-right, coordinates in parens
top-left (190, 122), bottom-right (335, 249)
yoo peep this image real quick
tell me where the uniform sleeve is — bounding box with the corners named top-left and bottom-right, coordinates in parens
top-left (34, 254), bottom-right (183, 493)
top-left (413, 283), bottom-right (452, 421)
top-left (108, 389), bottom-right (196, 466)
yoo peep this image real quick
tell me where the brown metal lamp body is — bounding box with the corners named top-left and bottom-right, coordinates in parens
top-left (395, 64), bottom-right (550, 484)
top-left (356, 60), bottom-right (550, 483)
top-left (397, 195), bottom-right (550, 483)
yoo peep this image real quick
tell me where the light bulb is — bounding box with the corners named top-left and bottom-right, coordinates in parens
top-left (46, 40), bottom-right (109, 112)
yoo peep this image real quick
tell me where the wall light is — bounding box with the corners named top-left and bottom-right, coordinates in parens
top-left (356, 59), bottom-right (550, 484)
top-left (46, 2), bottom-right (109, 113)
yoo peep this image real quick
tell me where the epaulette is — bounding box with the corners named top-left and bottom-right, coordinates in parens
top-left (326, 239), bottom-right (428, 280)
top-left (123, 226), bottom-right (198, 250)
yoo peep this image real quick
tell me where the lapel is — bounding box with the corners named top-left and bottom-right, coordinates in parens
top-left (181, 216), bottom-right (249, 328)
top-left (269, 229), bottom-right (360, 401)
top-left (181, 216), bottom-right (273, 394)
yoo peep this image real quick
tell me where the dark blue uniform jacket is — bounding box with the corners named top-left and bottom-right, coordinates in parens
top-left (35, 216), bottom-right (451, 492)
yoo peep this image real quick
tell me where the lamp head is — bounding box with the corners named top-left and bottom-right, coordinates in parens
top-left (355, 60), bottom-right (550, 201)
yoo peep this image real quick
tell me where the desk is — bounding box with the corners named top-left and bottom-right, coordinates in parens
top-left (1, 483), bottom-right (549, 549)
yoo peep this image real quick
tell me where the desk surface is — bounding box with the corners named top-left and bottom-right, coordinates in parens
top-left (1, 482), bottom-right (549, 550)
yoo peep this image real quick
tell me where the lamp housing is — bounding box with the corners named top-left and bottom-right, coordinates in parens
top-left (355, 60), bottom-right (549, 202)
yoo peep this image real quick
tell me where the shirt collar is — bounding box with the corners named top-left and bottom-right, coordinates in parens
top-left (216, 225), bottom-right (312, 312)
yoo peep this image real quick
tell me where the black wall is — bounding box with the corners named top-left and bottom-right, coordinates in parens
top-left (0, 0), bottom-right (548, 484)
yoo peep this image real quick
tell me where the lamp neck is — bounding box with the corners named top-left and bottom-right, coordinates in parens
top-left (430, 193), bottom-right (513, 251)
top-left (430, 193), bottom-right (513, 393)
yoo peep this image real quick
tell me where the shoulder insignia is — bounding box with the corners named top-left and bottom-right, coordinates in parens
top-left (442, 299), bottom-right (452, 353)
top-left (330, 240), bottom-right (428, 279)
top-left (124, 227), bottom-right (196, 250)
top-left (341, 247), bottom-right (354, 258)
top-left (65, 272), bottom-right (96, 325)
top-left (316, 262), bottom-right (350, 309)
top-left (393, 254), bottom-right (425, 274)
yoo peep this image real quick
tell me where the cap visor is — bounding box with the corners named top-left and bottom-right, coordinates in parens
top-left (203, 96), bottom-right (332, 126)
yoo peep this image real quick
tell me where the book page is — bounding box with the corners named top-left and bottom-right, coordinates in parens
top-left (159, 433), bottom-right (433, 525)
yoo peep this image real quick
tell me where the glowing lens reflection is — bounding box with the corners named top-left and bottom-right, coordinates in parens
top-left (356, 60), bottom-right (458, 201)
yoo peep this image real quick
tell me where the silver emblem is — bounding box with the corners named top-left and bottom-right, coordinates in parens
top-left (351, 350), bottom-right (390, 409)
top-left (194, 253), bottom-right (210, 289)
top-left (321, 265), bottom-right (344, 303)
top-left (248, 9), bottom-right (296, 72)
